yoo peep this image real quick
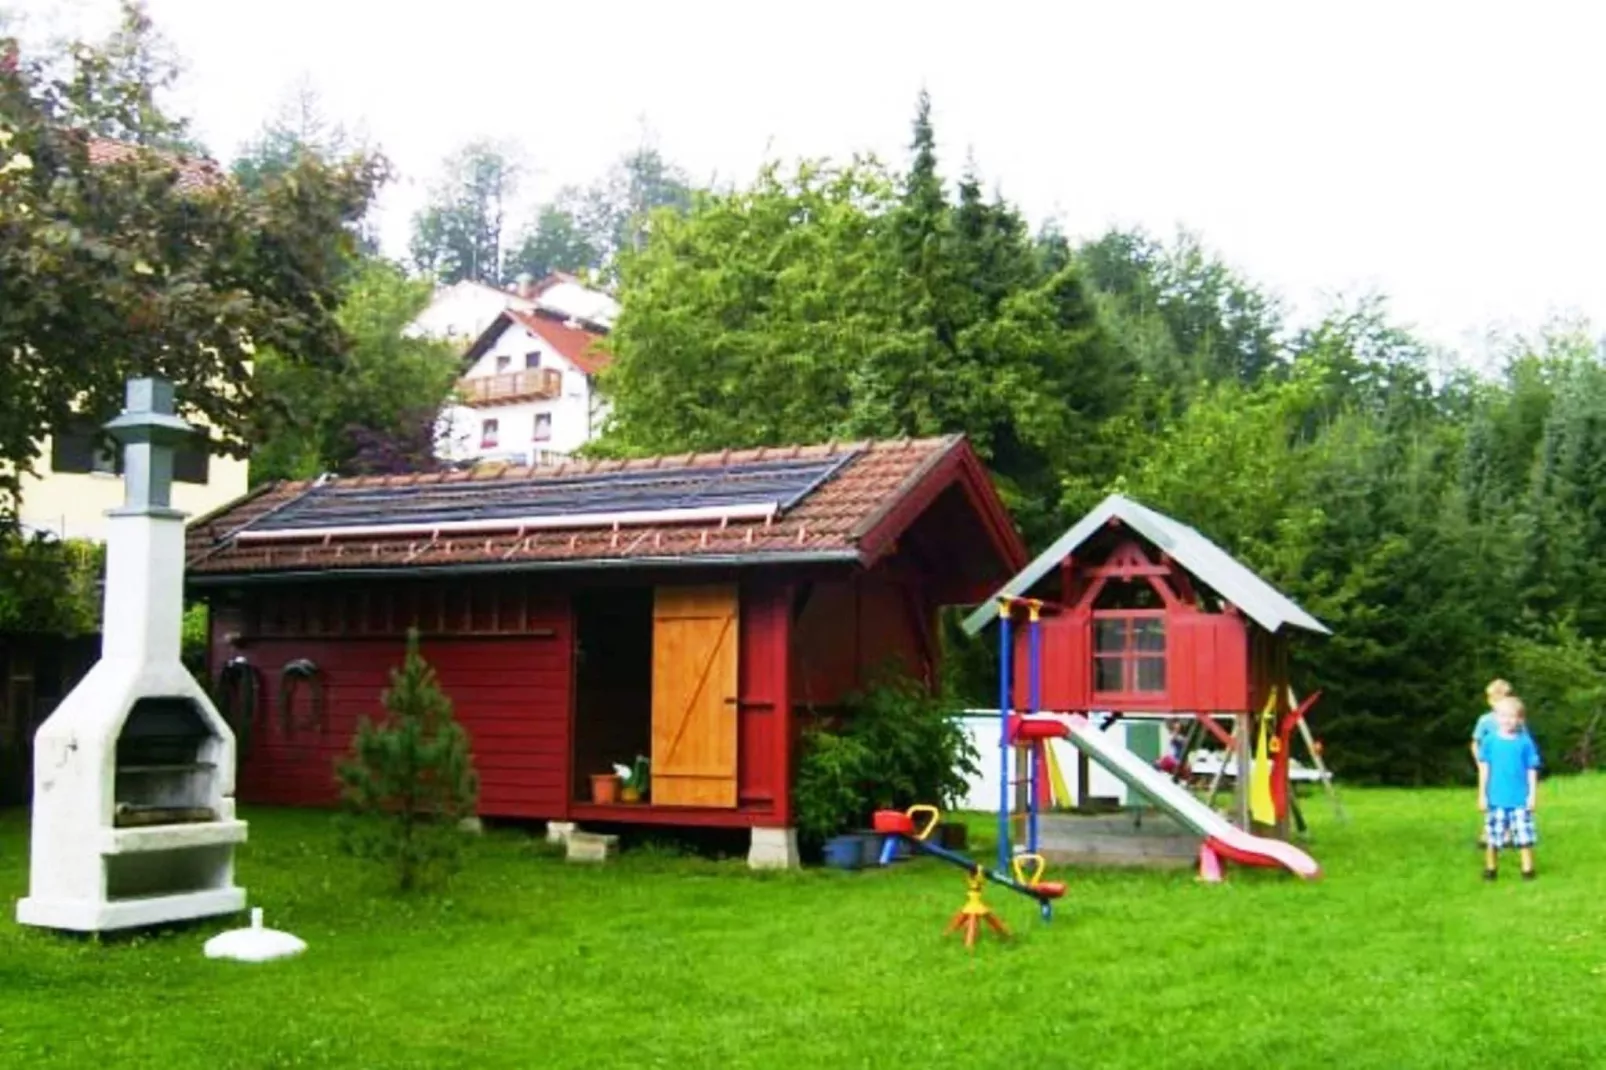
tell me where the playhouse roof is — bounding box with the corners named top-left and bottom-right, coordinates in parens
top-left (959, 494), bottom-right (1330, 637)
top-left (185, 435), bottom-right (1027, 586)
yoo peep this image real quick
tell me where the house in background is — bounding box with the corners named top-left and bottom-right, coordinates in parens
top-left (406, 272), bottom-right (618, 348)
top-left (425, 274), bottom-right (617, 467)
top-left (185, 435), bottom-right (1026, 866)
top-left (437, 307), bottom-right (610, 467)
top-left (17, 421), bottom-right (245, 542)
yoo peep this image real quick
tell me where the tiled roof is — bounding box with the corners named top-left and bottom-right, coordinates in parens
top-left (186, 436), bottom-right (976, 579)
top-left (507, 309), bottom-right (610, 375)
top-left (87, 137), bottom-right (223, 193)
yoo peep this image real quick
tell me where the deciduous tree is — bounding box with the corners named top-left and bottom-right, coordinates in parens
top-left (0, 2), bottom-right (386, 526)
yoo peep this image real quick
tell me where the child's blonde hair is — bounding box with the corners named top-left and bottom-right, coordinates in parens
top-left (1494, 695), bottom-right (1526, 721)
top-left (1486, 678), bottom-right (1513, 703)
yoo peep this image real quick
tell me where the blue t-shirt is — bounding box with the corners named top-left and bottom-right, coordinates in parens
top-left (1479, 731), bottom-right (1541, 810)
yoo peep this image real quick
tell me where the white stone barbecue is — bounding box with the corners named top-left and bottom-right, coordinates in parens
top-left (17, 378), bottom-right (248, 932)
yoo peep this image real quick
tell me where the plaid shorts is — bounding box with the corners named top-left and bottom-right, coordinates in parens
top-left (1485, 807), bottom-right (1536, 849)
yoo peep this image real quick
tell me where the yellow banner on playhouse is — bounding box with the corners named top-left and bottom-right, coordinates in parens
top-left (1250, 691), bottom-right (1277, 825)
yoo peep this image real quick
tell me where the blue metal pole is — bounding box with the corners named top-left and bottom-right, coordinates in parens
top-left (1027, 604), bottom-right (1043, 855)
top-left (997, 599), bottom-right (1013, 874)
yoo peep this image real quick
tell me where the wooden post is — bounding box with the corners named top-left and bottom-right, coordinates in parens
top-left (1076, 747), bottom-right (1091, 810)
top-left (1273, 675), bottom-right (1292, 841)
top-left (1233, 712), bottom-right (1251, 830)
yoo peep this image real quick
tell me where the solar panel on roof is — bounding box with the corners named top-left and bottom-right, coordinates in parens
top-left (236, 452), bottom-right (859, 540)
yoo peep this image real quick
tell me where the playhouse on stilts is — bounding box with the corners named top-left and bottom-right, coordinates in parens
top-left (960, 494), bottom-right (1338, 882)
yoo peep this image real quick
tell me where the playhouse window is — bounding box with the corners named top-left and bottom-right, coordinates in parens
top-left (1093, 613), bottom-right (1166, 694)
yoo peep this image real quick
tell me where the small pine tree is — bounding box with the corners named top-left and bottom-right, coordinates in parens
top-left (336, 629), bottom-right (479, 890)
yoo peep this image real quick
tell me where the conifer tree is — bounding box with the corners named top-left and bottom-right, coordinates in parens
top-left (337, 630), bottom-right (479, 891)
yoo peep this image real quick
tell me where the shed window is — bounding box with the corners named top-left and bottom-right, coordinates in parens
top-left (1093, 613), bottom-right (1166, 694)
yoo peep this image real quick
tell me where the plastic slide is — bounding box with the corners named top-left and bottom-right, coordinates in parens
top-left (1027, 713), bottom-right (1320, 880)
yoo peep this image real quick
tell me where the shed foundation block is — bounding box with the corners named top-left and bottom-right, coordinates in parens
top-left (748, 826), bottom-right (799, 870)
top-left (545, 821), bottom-right (577, 845)
top-left (566, 832), bottom-right (618, 863)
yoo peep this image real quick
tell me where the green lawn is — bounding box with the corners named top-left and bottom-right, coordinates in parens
top-left (2, 778), bottom-right (1603, 1069)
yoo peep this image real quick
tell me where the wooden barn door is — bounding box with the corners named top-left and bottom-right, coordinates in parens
top-left (651, 584), bottom-right (739, 807)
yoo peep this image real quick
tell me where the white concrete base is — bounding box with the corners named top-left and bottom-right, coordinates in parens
top-left (204, 908), bottom-right (307, 962)
top-left (545, 821), bottom-right (577, 845)
top-left (17, 886), bottom-right (245, 933)
top-left (458, 817), bottom-right (484, 835)
top-left (748, 827), bottom-right (800, 870)
top-left (566, 832), bottom-right (618, 863)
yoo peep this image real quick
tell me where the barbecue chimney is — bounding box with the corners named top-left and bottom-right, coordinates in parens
top-left (16, 378), bottom-right (248, 932)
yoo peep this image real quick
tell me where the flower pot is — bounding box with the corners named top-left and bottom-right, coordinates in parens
top-left (619, 785), bottom-right (641, 804)
top-left (590, 773), bottom-right (619, 804)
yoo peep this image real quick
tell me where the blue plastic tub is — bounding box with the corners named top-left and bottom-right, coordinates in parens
top-left (823, 834), bottom-right (866, 870)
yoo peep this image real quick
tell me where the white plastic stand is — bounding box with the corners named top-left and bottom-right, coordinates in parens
top-left (204, 908), bottom-right (307, 962)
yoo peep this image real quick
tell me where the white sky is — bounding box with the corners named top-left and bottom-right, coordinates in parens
top-left (11, 0), bottom-right (1605, 357)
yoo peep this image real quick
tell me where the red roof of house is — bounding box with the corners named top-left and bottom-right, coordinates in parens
top-left (459, 308), bottom-right (610, 377)
top-left (508, 309), bottom-right (610, 376)
top-left (184, 436), bottom-right (1026, 584)
top-left (86, 137), bottom-right (223, 193)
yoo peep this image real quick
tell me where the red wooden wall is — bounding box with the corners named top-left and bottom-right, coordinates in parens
top-left (1012, 609), bottom-right (1252, 713)
top-left (736, 580), bottom-right (791, 823)
top-left (1012, 611), bottom-right (1090, 711)
top-left (790, 565), bottom-right (934, 709)
top-left (210, 581), bottom-right (571, 819)
top-left (209, 571), bottom-right (801, 827)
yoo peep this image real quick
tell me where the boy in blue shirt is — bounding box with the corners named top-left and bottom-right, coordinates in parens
top-left (1472, 679), bottom-right (1525, 847)
top-left (1477, 695), bottom-right (1541, 881)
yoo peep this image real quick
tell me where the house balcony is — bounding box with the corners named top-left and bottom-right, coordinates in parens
top-left (456, 368), bottom-right (562, 406)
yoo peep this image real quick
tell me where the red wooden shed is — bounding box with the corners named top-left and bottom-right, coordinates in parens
top-left (185, 436), bottom-right (1025, 864)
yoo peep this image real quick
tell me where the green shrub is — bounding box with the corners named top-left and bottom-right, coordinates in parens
top-left (793, 726), bottom-right (873, 845)
top-left (792, 666), bottom-right (978, 847)
top-left (0, 534), bottom-right (102, 636)
top-left (1502, 618), bottom-right (1606, 771)
top-left (181, 602), bottom-right (209, 672)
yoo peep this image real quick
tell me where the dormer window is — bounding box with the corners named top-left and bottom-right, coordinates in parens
top-left (525, 351), bottom-right (541, 369)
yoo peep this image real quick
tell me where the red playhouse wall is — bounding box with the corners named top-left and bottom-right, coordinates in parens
top-left (1014, 611), bottom-right (1252, 715)
top-left (207, 573), bottom-right (799, 826)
